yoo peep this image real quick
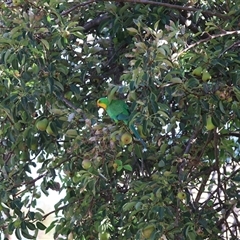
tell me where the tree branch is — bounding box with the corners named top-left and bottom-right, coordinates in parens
top-left (183, 127), bottom-right (201, 155)
top-left (102, 0), bottom-right (229, 19)
top-left (61, 0), bottom-right (95, 16)
top-left (177, 30), bottom-right (240, 57)
top-left (83, 13), bottom-right (110, 32)
top-left (194, 170), bottom-right (212, 204)
top-left (61, 0), bottom-right (230, 19)
top-left (219, 40), bottom-right (240, 58)
top-left (220, 131), bottom-right (240, 137)
top-left (41, 203), bottom-right (69, 221)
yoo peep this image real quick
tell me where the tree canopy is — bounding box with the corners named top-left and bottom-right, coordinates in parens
top-left (0, 0), bottom-right (240, 239)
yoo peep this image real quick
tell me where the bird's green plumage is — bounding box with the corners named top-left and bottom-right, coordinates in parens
top-left (97, 97), bottom-right (146, 149)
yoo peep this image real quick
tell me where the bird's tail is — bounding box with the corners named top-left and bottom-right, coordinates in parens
top-left (129, 124), bottom-right (147, 150)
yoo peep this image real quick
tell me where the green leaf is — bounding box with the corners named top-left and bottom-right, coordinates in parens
top-left (135, 144), bottom-right (143, 159)
top-left (135, 202), bottom-right (142, 210)
top-left (34, 212), bottom-right (43, 221)
top-left (21, 228), bottom-right (35, 239)
top-left (4, 49), bottom-right (12, 64)
top-left (122, 201), bottom-right (136, 211)
top-left (115, 159), bottom-right (122, 166)
top-left (45, 220), bottom-right (58, 234)
top-left (232, 174), bottom-right (240, 182)
top-left (36, 221), bottom-right (46, 230)
top-left (13, 219), bottom-right (22, 228)
top-left (26, 222), bottom-right (36, 231)
top-left (135, 42), bottom-right (147, 49)
top-left (126, 27), bottom-right (139, 34)
top-left (212, 113), bottom-right (220, 127)
top-left (157, 110), bottom-right (169, 120)
top-left (15, 228), bottom-right (22, 240)
top-left (123, 164), bottom-right (133, 171)
top-left (170, 77), bottom-right (182, 84)
top-left (218, 101), bottom-right (225, 114)
top-left (117, 165), bottom-right (123, 172)
top-left (185, 78), bottom-right (199, 88)
top-left (233, 87), bottom-right (240, 102)
top-left (40, 39), bottom-right (50, 50)
top-left (194, 10), bottom-right (202, 22)
top-left (158, 160), bottom-right (165, 167)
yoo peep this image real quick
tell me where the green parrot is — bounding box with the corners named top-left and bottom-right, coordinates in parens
top-left (97, 97), bottom-right (147, 149)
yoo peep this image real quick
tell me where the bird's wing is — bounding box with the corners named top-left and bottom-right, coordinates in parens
top-left (107, 99), bottom-right (147, 149)
top-left (107, 100), bottom-right (130, 122)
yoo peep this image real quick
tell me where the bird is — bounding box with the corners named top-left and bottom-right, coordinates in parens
top-left (97, 97), bottom-right (147, 149)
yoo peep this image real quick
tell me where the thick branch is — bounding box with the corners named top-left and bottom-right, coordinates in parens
top-left (83, 13), bottom-right (110, 32)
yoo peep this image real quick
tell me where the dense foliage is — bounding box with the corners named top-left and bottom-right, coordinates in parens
top-left (0, 0), bottom-right (240, 239)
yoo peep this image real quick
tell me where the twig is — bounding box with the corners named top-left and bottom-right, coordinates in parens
top-left (194, 171), bottom-right (211, 204)
top-left (219, 40), bottom-right (240, 58)
top-left (61, 0), bottom-right (96, 16)
top-left (177, 30), bottom-right (240, 57)
top-left (216, 202), bottom-right (237, 230)
top-left (199, 187), bottom-right (218, 209)
top-left (221, 131), bottom-right (240, 137)
top-left (53, 93), bottom-right (87, 120)
top-left (41, 203), bottom-right (70, 221)
top-left (12, 174), bottom-right (46, 193)
top-left (183, 127), bottom-right (201, 155)
top-left (213, 129), bottom-right (222, 207)
top-left (195, 131), bottom-right (214, 162)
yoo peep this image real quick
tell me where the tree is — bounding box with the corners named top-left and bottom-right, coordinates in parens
top-left (0, 0), bottom-right (240, 239)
